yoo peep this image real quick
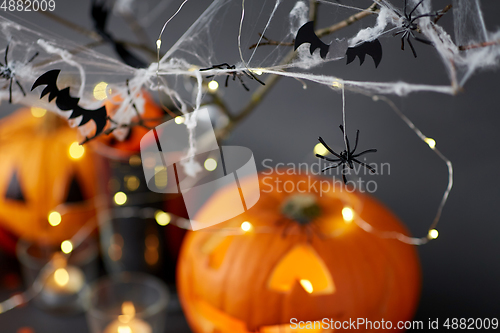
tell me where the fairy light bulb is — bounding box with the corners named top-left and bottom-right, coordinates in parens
top-left (54, 268), bottom-right (70, 287)
top-left (69, 142), bottom-right (85, 159)
top-left (31, 107), bottom-right (47, 118)
top-left (314, 142), bottom-right (329, 156)
top-left (93, 81), bottom-right (108, 100)
top-left (61, 240), bottom-right (73, 254)
top-left (428, 229), bottom-right (439, 239)
top-left (155, 210), bottom-right (171, 226)
top-left (241, 221), bottom-right (252, 232)
top-left (175, 116), bottom-right (184, 124)
top-left (208, 80), bottom-right (219, 92)
top-left (204, 158), bottom-right (217, 171)
top-left (156, 39), bottom-right (162, 50)
top-left (342, 207), bottom-right (354, 223)
top-left (425, 138), bottom-right (436, 149)
top-left (114, 192), bottom-right (127, 205)
top-left (48, 211), bottom-right (62, 226)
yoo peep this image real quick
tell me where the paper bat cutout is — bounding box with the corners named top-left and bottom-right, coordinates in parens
top-left (31, 69), bottom-right (108, 137)
top-left (294, 21), bottom-right (330, 59)
top-left (346, 39), bottom-right (383, 68)
top-left (91, 0), bottom-right (146, 68)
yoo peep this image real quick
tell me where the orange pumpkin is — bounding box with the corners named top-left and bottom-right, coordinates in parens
top-left (95, 90), bottom-right (165, 156)
top-left (0, 108), bottom-right (103, 250)
top-left (177, 172), bottom-right (421, 333)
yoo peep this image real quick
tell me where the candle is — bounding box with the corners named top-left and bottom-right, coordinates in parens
top-left (43, 255), bottom-right (85, 294)
top-left (103, 301), bottom-right (152, 333)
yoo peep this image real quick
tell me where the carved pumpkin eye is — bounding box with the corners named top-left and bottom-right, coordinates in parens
top-left (5, 170), bottom-right (25, 202)
top-left (65, 175), bottom-right (86, 203)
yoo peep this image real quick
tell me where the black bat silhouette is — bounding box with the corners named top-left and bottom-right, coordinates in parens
top-left (91, 0), bottom-right (146, 68)
top-left (346, 39), bottom-right (383, 68)
top-left (294, 21), bottom-right (330, 59)
top-left (31, 69), bottom-right (108, 138)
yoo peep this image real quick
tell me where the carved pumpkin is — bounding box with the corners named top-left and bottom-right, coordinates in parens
top-left (0, 108), bottom-right (103, 251)
top-left (177, 172), bottom-right (421, 333)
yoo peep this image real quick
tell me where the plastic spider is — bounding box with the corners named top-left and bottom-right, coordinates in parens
top-left (316, 125), bottom-right (377, 184)
top-left (200, 63), bottom-right (265, 91)
top-left (0, 42), bottom-right (38, 103)
top-left (392, 0), bottom-right (443, 58)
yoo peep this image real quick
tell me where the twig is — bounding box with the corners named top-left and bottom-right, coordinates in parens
top-left (221, 2), bottom-right (378, 137)
top-left (249, 34), bottom-right (294, 50)
top-left (434, 4), bottom-right (452, 24)
top-left (316, 2), bottom-right (378, 38)
top-left (459, 39), bottom-right (500, 51)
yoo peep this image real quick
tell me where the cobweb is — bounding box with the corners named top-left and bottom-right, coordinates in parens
top-left (0, 0), bottom-right (498, 240)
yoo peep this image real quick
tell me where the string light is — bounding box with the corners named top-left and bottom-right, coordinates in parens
top-left (114, 192), bottom-right (127, 205)
top-left (208, 80), bottom-right (219, 92)
top-left (155, 210), bottom-right (171, 226)
top-left (30, 107), bottom-right (46, 118)
top-left (425, 137), bottom-right (436, 149)
top-left (48, 211), bottom-right (62, 226)
top-left (60, 240), bottom-right (73, 254)
top-left (251, 68), bottom-right (263, 75)
top-left (313, 142), bottom-right (329, 156)
top-left (69, 142), bottom-right (85, 159)
top-left (175, 116), bottom-right (184, 124)
top-left (154, 166), bottom-right (168, 188)
top-left (428, 229), bottom-right (439, 239)
top-left (204, 158), bottom-right (217, 171)
top-left (93, 81), bottom-right (109, 100)
top-left (342, 207), bottom-right (354, 223)
top-left (241, 221), bottom-right (252, 232)
top-left (125, 175), bottom-right (140, 191)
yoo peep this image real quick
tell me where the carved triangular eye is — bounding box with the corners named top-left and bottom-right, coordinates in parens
top-left (5, 170), bottom-right (25, 202)
top-left (65, 175), bottom-right (85, 203)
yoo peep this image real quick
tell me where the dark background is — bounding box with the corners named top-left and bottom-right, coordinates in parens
top-left (0, 0), bottom-right (499, 332)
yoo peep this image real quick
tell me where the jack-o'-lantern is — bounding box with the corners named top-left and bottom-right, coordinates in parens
top-left (0, 108), bottom-right (103, 253)
top-left (177, 172), bottom-right (421, 333)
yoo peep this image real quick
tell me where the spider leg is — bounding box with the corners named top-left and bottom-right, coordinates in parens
top-left (14, 78), bottom-right (26, 96)
top-left (26, 51), bottom-right (39, 64)
top-left (303, 225), bottom-right (313, 243)
top-left (225, 74), bottom-right (230, 87)
top-left (408, 0), bottom-right (426, 18)
top-left (414, 35), bottom-right (433, 45)
top-left (281, 221), bottom-right (294, 238)
top-left (407, 35), bottom-right (418, 57)
top-left (352, 158), bottom-right (376, 173)
top-left (393, 30), bottom-right (405, 37)
top-left (8, 77), bottom-right (12, 104)
top-left (401, 34), bottom-right (406, 51)
top-left (243, 70), bottom-right (265, 86)
top-left (404, 0), bottom-right (407, 16)
top-left (236, 74), bottom-right (250, 91)
top-left (322, 163), bottom-right (341, 172)
top-left (4, 41), bottom-right (9, 67)
top-left (316, 154), bottom-right (341, 163)
top-left (351, 129), bottom-right (360, 154)
top-left (352, 148), bottom-right (377, 158)
top-left (318, 137), bottom-right (342, 159)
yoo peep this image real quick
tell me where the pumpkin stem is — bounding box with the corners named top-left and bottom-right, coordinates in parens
top-left (281, 194), bottom-right (321, 225)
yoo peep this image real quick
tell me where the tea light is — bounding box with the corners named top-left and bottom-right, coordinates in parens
top-left (39, 255), bottom-right (86, 306)
top-left (103, 301), bottom-right (152, 333)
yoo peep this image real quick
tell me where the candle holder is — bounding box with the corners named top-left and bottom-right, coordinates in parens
top-left (86, 272), bottom-right (169, 333)
top-left (16, 236), bottom-right (99, 314)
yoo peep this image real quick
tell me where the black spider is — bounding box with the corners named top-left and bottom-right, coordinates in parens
top-left (0, 42), bottom-right (38, 103)
top-left (200, 63), bottom-right (265, 91)
top-left (392, 0), bottom-right (443, 58)
top-left (316, 125), bottom-right (377, 184)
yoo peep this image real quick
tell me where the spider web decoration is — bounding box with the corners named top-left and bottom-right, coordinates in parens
top-left (0, 0), bottom-right (498, 242)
